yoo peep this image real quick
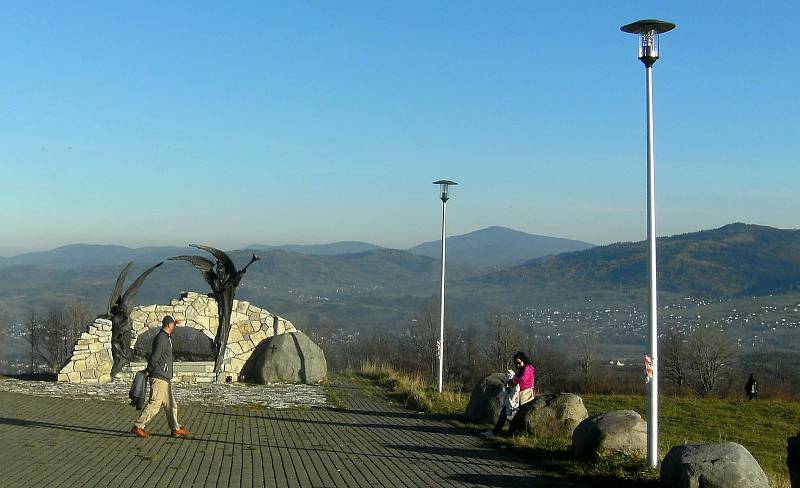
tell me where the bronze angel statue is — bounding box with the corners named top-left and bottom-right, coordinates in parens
top-left (106, 261), bottom-right (164, 378)
top-left (169, 245), bottom-right (259, 377)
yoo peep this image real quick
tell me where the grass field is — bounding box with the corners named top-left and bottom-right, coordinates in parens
top-left (355, 363), bottom-right (798, 488)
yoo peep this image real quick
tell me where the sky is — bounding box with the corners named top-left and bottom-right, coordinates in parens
top-left (1, 1), bottom-right (798, 256)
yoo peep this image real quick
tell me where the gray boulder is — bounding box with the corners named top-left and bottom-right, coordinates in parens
top-left (240, 331), bottom-right (327, 384)
top-left (789, 435), bottom-right (800, 487)
top-left (464, 374), bottom-right (507, 424)
top-left (660, 442), bottom-right (769, 488)
top-left (509, 393), bottom-right (587, 438)
top-left (572, 410), bottom-right (647, 460)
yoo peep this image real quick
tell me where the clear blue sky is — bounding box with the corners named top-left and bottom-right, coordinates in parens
top-left (1, 1), bottom-right (798, 256)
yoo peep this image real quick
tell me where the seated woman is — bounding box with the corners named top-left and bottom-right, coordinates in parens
top-left (481, 351), bottom-right (535, 439)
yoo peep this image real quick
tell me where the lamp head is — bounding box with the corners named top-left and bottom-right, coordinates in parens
top-left (433, 180), bottom-right (458, 202)
top-left (621, 19), bottom-right (676, 66)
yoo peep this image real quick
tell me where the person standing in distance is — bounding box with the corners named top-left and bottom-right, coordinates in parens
top-left (131, 315), bottom-right (191, 438)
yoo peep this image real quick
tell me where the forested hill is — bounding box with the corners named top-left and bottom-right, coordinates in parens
top-left (479, 223), bottom-right (800, 298)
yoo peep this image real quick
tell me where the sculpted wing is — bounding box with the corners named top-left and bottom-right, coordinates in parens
top-left (107, 262), bottom-right (133, 315)
top-left (169, 255), bottom-right (216, 282)
top-left (190, 244), bottom-right (237, 276)
top-left (121, 262), bottom-right (164, 310)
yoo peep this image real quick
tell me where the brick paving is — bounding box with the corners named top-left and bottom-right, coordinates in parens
top-left (0, 381), bottom-right (587, 487)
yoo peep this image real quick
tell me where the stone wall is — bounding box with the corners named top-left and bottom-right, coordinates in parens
top-left (117, 361), bottom-right (217, 384)
top-left (58, 292), bottom-right (296, 384)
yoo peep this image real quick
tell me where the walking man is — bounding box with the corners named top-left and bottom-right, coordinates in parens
top-left (131, 315), bottom-right (191, 438)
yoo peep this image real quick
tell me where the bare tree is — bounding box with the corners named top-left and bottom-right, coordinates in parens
top-left (23, 308), bottom-right (42, 373)
top-left (575, 330), bottom-right (599, 387)
top-left (407, 301), bottom-right (439, 377)
top-left (661, 328), bottom-right (689, 387)
top-left (64, 299), bottom-right (92, 349)
top-left (487, 310), bottom-right (522, 372)
top-left (687, 327), bottom-right (736, 397)
top-left (532, 342), bottom-right (568, 393)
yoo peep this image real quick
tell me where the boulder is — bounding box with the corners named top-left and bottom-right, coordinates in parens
top-left (660, 442), bottom-right (769, 488)
top-left (787, 435), bottom-right (800, 488)
top-left (572, 410), bottom-right (647, 460)
top-left (509, 393), bottom-right (587, 438)
top-left (240, 331), bottom-right (327, 384)
top-left (463, 374), bottom-right (507, 424)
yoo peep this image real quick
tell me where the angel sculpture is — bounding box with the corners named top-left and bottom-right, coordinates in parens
top-left (169, 245), bottom-right (260, 377)
top-left (106, 261), bottom-right (164, 378)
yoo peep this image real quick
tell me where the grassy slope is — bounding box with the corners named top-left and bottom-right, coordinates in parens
top-left (354, 364), bottom-right (797, 487)
top-left (584, 394), bottom-right (797, 487)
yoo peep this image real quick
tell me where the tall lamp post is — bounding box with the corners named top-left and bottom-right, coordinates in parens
top-left (433, 179), bottom-right (457, 393)
top-left (621, 19), bottom-right (676, 468)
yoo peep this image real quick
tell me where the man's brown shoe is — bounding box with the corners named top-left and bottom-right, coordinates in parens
top-left (171, 427), bottom-right (191, 437)
top-left (131, 427), bottom-right (150, 438)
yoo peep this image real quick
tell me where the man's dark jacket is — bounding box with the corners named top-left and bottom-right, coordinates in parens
top-left (129, 369), bottom-right (148, 409)
top-left (147, 329), bottom-right (174, 381)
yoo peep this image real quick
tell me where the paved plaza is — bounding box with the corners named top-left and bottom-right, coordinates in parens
top-left (0, 379), bottom-right (585, 487)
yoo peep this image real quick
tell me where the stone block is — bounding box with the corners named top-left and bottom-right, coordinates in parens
top-left (238, 321), bottom-right (255, 336)
top-left (67, 371), bottom-right (81, 382)
top-left (58, 373), bottom-right (68, 382)
top-left (89, 342), bottom-right (105, 353)
top-left (228, 327), bottom-right (244, 344)
top-left (231, 311), bottom-right (248, 324)
top-left (74, 360), bottom-right (87, 372)
top-left (81, 369), bottom-right (98, 379)
top-left (228, 342), bottom-right (243, 355)
top-left (61, 363), bottom-right (74, 374)
top-left (98, 374), bottom-right (112, 384)
top-left (96, 318), bottom-right (112, 326)
top-left (251, 329), bottom-right (267, 344)
top-left (235, 300), bottom-right (250, 313)
top-left (80, 332), bottom-right (93, 341)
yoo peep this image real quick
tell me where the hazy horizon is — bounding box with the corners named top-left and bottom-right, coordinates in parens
top-left (2, 220), bottom-right (795, 258)
top-left (2, 2), bottom-right (798, 257)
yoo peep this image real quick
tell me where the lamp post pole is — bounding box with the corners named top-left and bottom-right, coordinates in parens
top-left (621, 19), bottom-right (676, 468)
top-left (433, 180), bottom-right (457, 393)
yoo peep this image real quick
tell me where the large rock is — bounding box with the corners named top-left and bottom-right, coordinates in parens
top-left (788, 435), bottom-right (800, 488)
top-left (509, 393), bottom-right (587, 438)
top-left (240, 331), bottom-right (327, 384)
top-left (464, 374), bottom-right (507, 424)
top-left (660, 442), bottom-right (769, 488)
top-left (572, 410), bottom-right (647, 460)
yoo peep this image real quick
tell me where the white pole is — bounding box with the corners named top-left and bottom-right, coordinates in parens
top-left (645, 62), bottom-right (659, 468)
top-left (437, 199), bottom-right (447, 393)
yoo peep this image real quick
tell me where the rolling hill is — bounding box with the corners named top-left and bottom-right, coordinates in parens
top-left (480, 223), bottom-right (800, 298)
top-left (408, 226), bottom-right (595, 268)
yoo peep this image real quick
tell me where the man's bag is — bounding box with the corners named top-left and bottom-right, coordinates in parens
top-left (129, 370), bottom-right (148, 410)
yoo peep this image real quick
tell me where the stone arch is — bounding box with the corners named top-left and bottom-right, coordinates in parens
top-left (58, 291), bottom-right (297, 384)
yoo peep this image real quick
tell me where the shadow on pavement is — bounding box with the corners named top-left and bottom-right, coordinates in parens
top-left (205, 411), bottom-right (467, 436)
top-left (385, 444), bottom-right (511, 461)
top-left (0, 416), bottom-right (128, 436)
top-left (449, 473), bottom-right (588, 487)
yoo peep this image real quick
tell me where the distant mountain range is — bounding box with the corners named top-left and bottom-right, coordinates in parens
top-left (246, 241), bottom-right (383, 256)
top-left (408, 226), bottom-right (594, 268)
top-left (3, 223), bottom-right (800, 342)
top-left (481, 223), bottom-right (800, 298)
top-left (0, 226), bottom-right (594, 270)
